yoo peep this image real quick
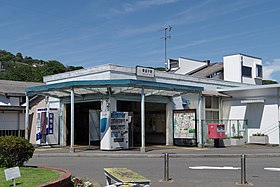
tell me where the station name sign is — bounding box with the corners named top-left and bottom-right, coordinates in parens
top-left (136, 66), bottom-right (155, 78)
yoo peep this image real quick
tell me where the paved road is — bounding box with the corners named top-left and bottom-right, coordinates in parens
top-left (27, 145), bottom-right (280, 187)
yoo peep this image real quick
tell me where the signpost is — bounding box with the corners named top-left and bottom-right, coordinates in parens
top-left (4, 167), bottom-right (21, 186)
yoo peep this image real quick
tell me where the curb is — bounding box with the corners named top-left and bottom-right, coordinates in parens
top-left (33, 152), bottom-right (280, 158)
top-left (35, 166), bottom-right (72, 187)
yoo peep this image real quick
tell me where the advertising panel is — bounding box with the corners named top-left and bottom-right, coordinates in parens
top-left (173, 109), bottom-right (197, 146)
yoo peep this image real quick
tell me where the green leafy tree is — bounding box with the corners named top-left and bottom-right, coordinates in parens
top-left (0, 49), bottom-right (84, 82)
top-left (0, 50), bottom-right (15, 62)
top-left (15, 52), bottom-right (23, 62)
top-left (66, 65), bottom-right (84, 71)
top-left (40, 60), bottom-right (67, 76)
top-left (262, 80), bottom-right (278, 85)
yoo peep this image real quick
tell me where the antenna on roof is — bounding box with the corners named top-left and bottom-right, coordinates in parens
top-left (160, 25), bottom-right (172, 70)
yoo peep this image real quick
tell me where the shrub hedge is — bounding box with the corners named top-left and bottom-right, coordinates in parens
top-left (0, 136), bottom-right (35, 167)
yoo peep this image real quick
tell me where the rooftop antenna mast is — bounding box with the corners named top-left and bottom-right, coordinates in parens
top-left (161, 25), bottom-right (172, 69)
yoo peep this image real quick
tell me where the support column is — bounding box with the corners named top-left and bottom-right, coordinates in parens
top-left (277, 88), bottom-right (280, 146)
top-left (140, 87), bottom-right (146, 153)
top-left (25, 94), bottom-right (29, 140)
top-left (58, 101), bottom-right (63, 146)
top-left (198, 93), bottom-right (203, 147)
top-left (70, 88), bottom-right (75, 152)
top-left (166, 99), bottom-right (173, 145)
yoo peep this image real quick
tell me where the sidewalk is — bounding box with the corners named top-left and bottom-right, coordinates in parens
top-left (33, 144), bottom-right (280, 158)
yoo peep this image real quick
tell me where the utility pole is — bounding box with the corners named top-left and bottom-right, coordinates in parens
top-left (161, 25), bottom-right (172, 69)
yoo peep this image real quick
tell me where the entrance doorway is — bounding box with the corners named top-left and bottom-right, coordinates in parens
top-left (66, 101), bottom-right (100, 145)
top-left (117, 101), bottom-right (166, 146)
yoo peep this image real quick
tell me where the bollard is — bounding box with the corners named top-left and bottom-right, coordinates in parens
top-left (240, 154), bottom-right (247, 184)
top-left (163, 153), bottom-right (169, 181)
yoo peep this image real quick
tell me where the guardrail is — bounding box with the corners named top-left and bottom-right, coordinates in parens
top-left (160, 153), bottom-right (280, 185)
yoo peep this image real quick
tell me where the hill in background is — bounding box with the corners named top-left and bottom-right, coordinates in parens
top-left (0, 50), bottom-right (83, 82)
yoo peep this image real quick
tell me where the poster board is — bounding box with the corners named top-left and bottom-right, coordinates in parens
top-left (173, 109), bottom-right (197, 146)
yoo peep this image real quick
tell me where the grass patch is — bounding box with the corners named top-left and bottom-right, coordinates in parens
top-left (0, 167), bottom-right (62, 187)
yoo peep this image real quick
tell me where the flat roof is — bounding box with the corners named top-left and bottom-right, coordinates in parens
top-left (26, 79), bottom-right (203, 98)
top-left (224, 53), bottom-right (262, 60)
top-left (218, 83), bottom-right (280, 92)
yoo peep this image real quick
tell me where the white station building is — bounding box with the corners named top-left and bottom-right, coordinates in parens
top-left (23, 53), bottom-right (280, 151)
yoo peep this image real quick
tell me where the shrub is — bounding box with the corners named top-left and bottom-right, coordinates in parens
top-left (0, 136), bottom-right (35, 167)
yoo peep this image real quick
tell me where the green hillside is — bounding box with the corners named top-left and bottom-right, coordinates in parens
top-left (0, 50), bottom-right (83, 82)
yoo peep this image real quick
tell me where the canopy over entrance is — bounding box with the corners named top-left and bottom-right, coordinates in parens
top-left (26, 79), bottom-right (203, 98)
top-left (25, 79), bottom-right (203, 152)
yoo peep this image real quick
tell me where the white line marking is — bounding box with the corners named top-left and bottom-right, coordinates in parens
top-left (189, 166), bottom-right (240, 170)
top-left (264, 168), bottom-right (280, 172)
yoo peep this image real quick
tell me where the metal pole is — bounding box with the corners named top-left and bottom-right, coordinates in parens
top-left (88, 119), bottom-right (91, 148)
top-left (198, 93), bottom-right (203, 147)
top-left (241, 154), bottom-right (247, 184)
top-left (25, 94), bottom-right (29, 140)
top-left (279, 121), bottom-right (280, 147)
top-left (164, 28), bottom-right (167, 67)
top-left (163, 153), bottom-right (170, 181)
top-left (70, 88), bottom-right (75, 152)
top-left (140, 87), bottom-right (146, 152)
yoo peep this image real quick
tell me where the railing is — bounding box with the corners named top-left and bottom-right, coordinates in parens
top-left (0, 130), bottom-right (25, 137)
top-left (200, 119), bottom-right (248, 146)
top-left (162, 153), bottom-right (252, 185)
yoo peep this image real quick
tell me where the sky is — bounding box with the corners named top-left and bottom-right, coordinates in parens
top-left (0, 0), bottom-right (280, 82)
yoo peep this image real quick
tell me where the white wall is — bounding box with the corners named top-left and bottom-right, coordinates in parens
top-left (174, 58), bottom-right (208, 75)
top-left (224, 54), bottom-right (262, 85)
top-left (222, 97), bottom-right (279, 144)
top-left (224, 55), bottom-right (242, 83)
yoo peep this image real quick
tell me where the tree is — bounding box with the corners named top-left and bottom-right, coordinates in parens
top-left (0, 50), bottom-right (15, 62)
top-left (40, 60), bottom-right (67, 76)
top-left (15, 52), bottom-right (23, 62)
top-left (66, 65), bottom-right (84, 71)
top-left (0, 49), bottom-right (84, 82)
top-left (262, 80), bottom-right (278, 85)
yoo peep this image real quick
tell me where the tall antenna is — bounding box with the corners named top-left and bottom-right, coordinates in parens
top-left (161, 25), bottom-right (172, 69)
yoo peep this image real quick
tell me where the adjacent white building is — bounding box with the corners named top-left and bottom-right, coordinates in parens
top-left (223, 54), bottom-right (263, 85)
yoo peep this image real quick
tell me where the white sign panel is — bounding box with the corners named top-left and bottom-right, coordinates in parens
top-left (4, 167), bottom-right (21, 181)
top-left (136, 66), bottom-right (155, 78)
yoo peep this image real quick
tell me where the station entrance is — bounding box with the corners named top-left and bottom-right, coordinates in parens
top-left (66, 100), bottom-right (166, 147)
top-left (66, 101), bottom-right (100, 146)
top-left (117, 101), bottom-right (166, 146)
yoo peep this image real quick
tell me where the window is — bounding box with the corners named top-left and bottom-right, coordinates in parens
top-left (256, 64), bottom-right (263, 78)
top-left (242, 66), bottom-right (252, 77)
top-left (205, 96), bottom-right (219, 109)
top-left (205, 96), bottom-right (219, 121)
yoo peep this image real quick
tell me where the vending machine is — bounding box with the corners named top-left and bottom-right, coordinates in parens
top-left (100, 111), bottom-right (130, 150)
top-left (36, 108), bottom-right (58, 145)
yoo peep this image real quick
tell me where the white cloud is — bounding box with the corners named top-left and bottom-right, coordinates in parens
top-left (105, 0), bottom-right (179, 18)
top-left (263, 59), bottom-right (280, 81)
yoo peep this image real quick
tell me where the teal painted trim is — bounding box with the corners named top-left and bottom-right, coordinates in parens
top-left (26, 79), bottom-right (203, 93)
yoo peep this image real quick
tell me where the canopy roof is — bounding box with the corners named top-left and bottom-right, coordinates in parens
top-left (26, 79), bottom-right (203, 98)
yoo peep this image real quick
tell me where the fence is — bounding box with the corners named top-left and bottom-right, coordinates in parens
top-left (0, 130), bottom-right (25, 137)
top-left (200, 119), bottom-right (248, 146)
